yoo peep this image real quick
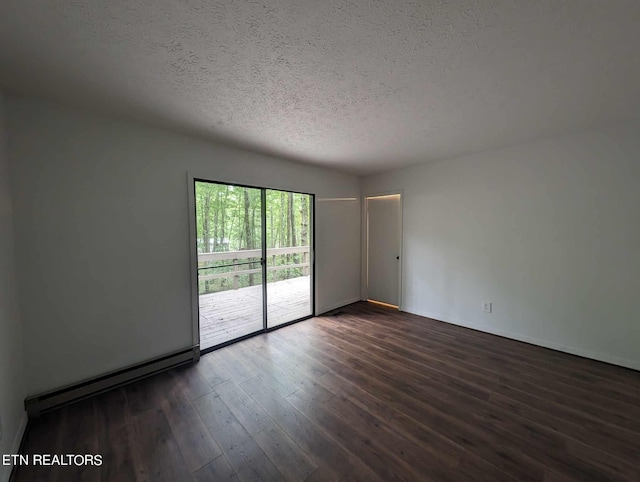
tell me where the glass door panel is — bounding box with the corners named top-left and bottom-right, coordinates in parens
top-left (265, 189), bottom-right (313, 328)
top-left (195, 181), bottom-right (264, 349)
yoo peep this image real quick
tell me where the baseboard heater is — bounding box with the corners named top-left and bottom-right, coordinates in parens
top-left (24, 345), bottom-right (200, 417)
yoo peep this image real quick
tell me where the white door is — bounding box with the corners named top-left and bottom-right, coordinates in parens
top-left (367, 195), bottom-right (401, 306)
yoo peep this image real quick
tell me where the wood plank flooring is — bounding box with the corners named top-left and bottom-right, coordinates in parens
top-left (12, 302), bottom-right (640, 481)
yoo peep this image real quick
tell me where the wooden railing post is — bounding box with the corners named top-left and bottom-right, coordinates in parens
top-left (233, 258), bottom-right (239, 289)
top-left (271, 255), bottom-right (276, 281)
top-left (303, 251), bottom-right (309, 275)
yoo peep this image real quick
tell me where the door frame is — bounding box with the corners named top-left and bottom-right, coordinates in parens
top-left (187, 173), bottom-right (316, 353)
top-left (361, 191), bottom-right (404, 310)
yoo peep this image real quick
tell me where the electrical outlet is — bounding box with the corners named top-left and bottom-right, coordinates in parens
top-left (482, 302), bottom-right (492, 313)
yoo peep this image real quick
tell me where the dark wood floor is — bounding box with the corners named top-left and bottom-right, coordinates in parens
top-left (12, 302), bottom-right (640, 481)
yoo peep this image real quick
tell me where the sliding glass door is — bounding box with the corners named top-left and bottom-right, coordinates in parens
top-left (194, 180), bottom-right (314, 351)
top-left (266, 189), bottom-right (313, 328)
top-left (195, 182), bottom-right (264, 350)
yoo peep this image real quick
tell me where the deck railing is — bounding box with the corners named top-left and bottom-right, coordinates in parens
top-left (198, 246), bottom-right (310, 288)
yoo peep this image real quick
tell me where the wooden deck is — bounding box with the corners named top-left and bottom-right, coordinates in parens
top-left (199, 275), bottom-right (311, 349)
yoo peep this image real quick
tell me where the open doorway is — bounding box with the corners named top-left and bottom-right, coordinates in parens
top-left (190, 179), bottom-right (314, 352)
top-left (365, 193), bottom-right (402, 308)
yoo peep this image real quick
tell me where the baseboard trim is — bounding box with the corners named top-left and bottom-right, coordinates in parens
top-left (24, 345), bottom-right (199, 417)
top-left (318, 297), bottom-right (361, 315)
top-left (409, 309), bottom-right (640, 372)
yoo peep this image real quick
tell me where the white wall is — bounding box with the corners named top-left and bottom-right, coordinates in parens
top-left (0, 91), bottom-right (26, 482)
top-left (363, 121), bottom-right (640, 370)
top-left (6, 96), bottom-right (361, 396)
top-left (315, 199), bottom-right (361, 312)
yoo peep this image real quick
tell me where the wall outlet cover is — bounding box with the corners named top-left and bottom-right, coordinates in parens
top-left (482, 302), bottom-right (492, 313)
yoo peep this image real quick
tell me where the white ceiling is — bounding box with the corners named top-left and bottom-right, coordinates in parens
top-left (1, 1), bottom-right (639, 175)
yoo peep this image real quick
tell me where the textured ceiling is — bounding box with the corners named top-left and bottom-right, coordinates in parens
top-left (1, 1), bottom-right (640, 174)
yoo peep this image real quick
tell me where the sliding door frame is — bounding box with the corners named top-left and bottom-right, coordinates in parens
top-left (187, 173), bottom-right (315, 355)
